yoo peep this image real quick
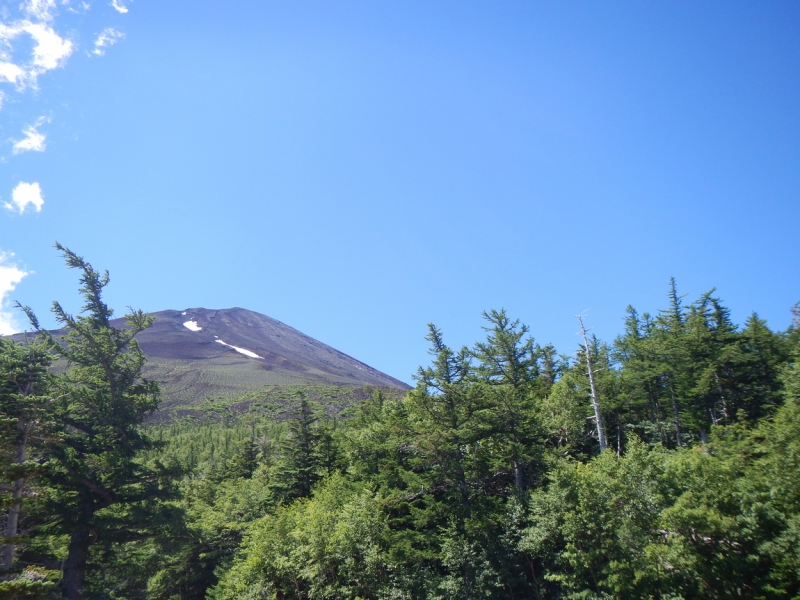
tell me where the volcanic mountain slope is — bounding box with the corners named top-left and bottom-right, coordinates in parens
top-left (12, 307), bottom-right (410, 410)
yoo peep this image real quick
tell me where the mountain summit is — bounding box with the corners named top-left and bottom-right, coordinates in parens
top-left (11, 307), bottom-right (410, 408)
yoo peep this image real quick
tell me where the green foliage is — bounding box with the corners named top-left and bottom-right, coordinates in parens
top-left (614, 281), bottom-right (790, 450)
top-left (4, 267), bottom-right (798, 599)
top-left (269, 395), bottom-right (328, 502)
top-left (212, 474), bottom-right (392, 599)
top-left (0, 335), bottom-right (53, 572)
top-left (523, 413), bottom-right (800, 598)
top-left (524, 439), bottom-right (673, 597)
top-left (471, 309), bottom-right (549, 491)
top-left (8, 245), bottom-right (181, 599)
top-left (0, 566), bottom-right (58, 599)
top-left (159, 383), bottom-right (406, 424)
top-left (184, 293), bottom-right (800, 599)
top-left (537, 372), bottom-right (594, 457)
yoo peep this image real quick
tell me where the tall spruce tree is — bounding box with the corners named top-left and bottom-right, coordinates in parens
top-left (406, 324), bottom-right (483, 524)
top-left (24, 244), bottom-right (177, 599)
top-left (472, 309), bottom-right (542, 491)
top-left (269, 394), bottom-right (326, 502)
top-left (0, 335), bottom-right (53, 576)
top-left (615, 281), bottom-right (704, 445)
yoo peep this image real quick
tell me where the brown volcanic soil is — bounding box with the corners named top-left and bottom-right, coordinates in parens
top-left (8, 307), bottom-right (410, 408)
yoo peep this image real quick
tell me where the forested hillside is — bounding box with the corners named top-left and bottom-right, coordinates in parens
top-left (2, 250), bottom-right (799, 598)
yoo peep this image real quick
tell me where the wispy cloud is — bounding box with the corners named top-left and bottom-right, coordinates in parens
top-left (0, 1), bottom-right (128, 334)
top-left (4, 182), bottom-right (45, 214)
top-left (92, 27), bottom-right (124, 56)
top-left (0, 0), bottom-right (127, 95)
top-left (0, 20), bottom-right (74, 90)
top-left (67, 2), bottom-right (92, 14)
top-left (0, 58), bottom-right (26, 86)
top-left (0, 251), bottom-right (29, 336)
top-left (13, 116), bottom-right (49, 153)
top-left (110, 0), bottom-right (130, 14)
top-left (23, 0), bottom-right (58, 23)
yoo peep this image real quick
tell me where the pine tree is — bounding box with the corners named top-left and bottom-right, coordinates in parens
top-left (787, 302), bottom-right (800, 353)
top-left (686, 300), bottom-right (787, 425)
top-left (406, 324), bottom-right (483, 522)
top-left (24, 244), bottom-right (177, 599)
top-left (471, 309), bottom-right (542, 491)
top-left (615, 281), bottom-right (696, 446)
top-left (0, 335), bottom-right (53, 574)
top-left (225, 438), bottom-right (259, 479)
top-left (270, 394), bottom-right (324, 502)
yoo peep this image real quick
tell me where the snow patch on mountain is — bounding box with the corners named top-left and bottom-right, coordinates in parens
top-left (215, 338), bottom-right (263, 359)
top-left (183, 320), bottom-right (202, 332)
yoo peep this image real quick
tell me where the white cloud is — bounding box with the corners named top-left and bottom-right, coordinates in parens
top-left (91, 27), bottom-right (123, 56)
top-left (25, 22), bottom-right (73, 73)
top-left (66, 2), bottom-right (92, 13)
top-left (0, 0), bottom-right (124, 100)
top-left (0, 20), bottom-right (73, 89)
top-left (12, 116), bottom-right (49, 153)
top-left (110, 0), bottom-right (129, 14)
top-left (0, 60), bottom-right (26, 86)
top-left (0, 251), bottom-right (29, 336)
top-left (4, 181), bottom-right (45, 214)
top-left (23, 0), bottom-right (58, 23)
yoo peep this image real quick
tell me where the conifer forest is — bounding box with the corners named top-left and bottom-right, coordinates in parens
top-left (2, 248), bottom-right (800, 599)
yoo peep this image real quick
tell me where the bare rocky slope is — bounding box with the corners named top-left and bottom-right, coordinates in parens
top-left (10, 307), bottom-right (410, 410)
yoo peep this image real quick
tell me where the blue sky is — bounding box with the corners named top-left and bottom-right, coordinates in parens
top-left (1, 1), bottom-right (798, 384)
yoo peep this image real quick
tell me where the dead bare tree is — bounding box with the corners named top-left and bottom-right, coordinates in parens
top-left (577, 313), bottom-right (607, 453)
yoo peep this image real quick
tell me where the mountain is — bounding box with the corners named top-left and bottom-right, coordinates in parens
top-left (9, 307), bottom-right (410, 411)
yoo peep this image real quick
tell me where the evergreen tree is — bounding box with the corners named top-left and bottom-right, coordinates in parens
top-left (0, 338), bottom-right (54, 584)
top-left (471, 309), bottom-right (543, 491)
top-left (24, 244), bottom-right (178, 599)
top-left (405, 324), bottom-right (483, 525)
top-left (612, 281), bottom-right (771, 444)
top-left (270, 394), bottom-right (326, 502)
top-left (537, 371), bottom-right (593, 457)
top-left (787, 302), bottom-right (800, 353)
top-left (615, 306), bottom-right (672, 443)
top-left (225, 437), bottom-right (259, 480)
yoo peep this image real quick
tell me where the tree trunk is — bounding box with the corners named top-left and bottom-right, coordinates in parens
top-left (714, 371), bottom-right (731, 422)
top-left (669, 385), bottom-right (683, 447)
top-left (62, 528), bottom-right (91, 600)
top-left (2, 422), bottom-right (31, 570)
top-left (577, 314), bottom-right (607, 453)
top-left (2, 483), bottom-right (24, 569)
top-left (513, 458), bottom-right (523, 491)
top-left (454, 452), bottom-right (471, 521)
